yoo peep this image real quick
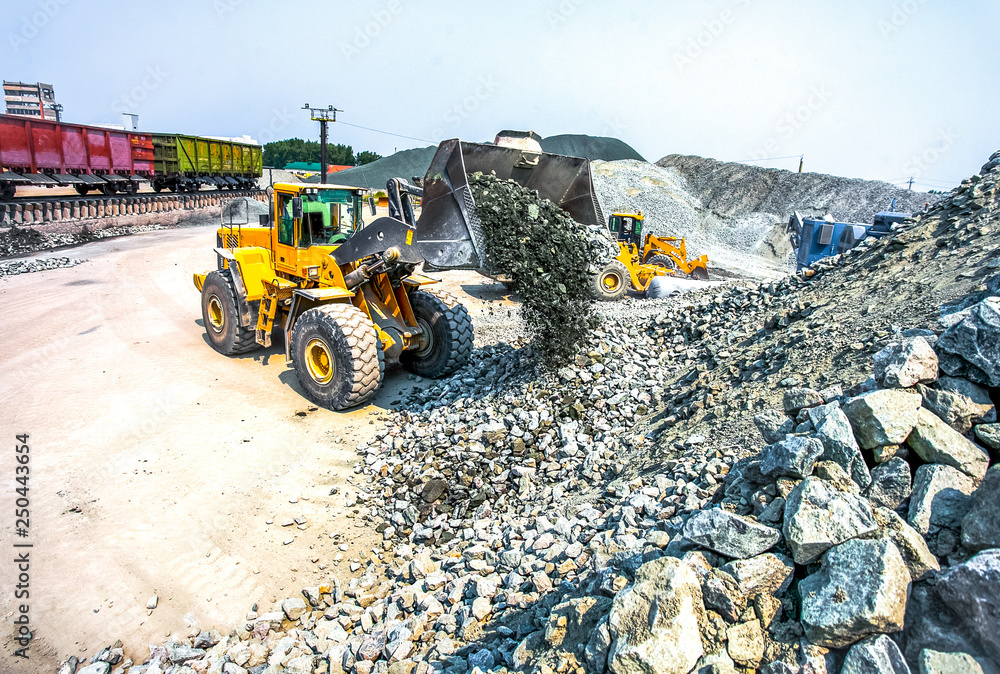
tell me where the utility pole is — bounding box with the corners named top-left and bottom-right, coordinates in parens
top-left (798, 154), bottom-right (804, 173)
top-left (302, 104), bottom-right (342, 184)
top-left (907, 177), bottom-right (914, 191)
top-left (47, 103), bottom-right (63, 122)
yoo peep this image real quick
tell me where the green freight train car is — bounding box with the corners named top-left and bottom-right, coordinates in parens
top-left (151, 134), bottom-right (262, 192)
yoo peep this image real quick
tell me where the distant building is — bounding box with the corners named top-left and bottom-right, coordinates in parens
top-left (3, 81), bottom-right (58, 120)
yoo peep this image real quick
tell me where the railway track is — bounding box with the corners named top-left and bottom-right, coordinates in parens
top-left (0, 189), bottom-right (265, 227)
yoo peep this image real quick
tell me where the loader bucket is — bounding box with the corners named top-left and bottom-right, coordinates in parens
top-left (415, 139), bottom-right (606, 270)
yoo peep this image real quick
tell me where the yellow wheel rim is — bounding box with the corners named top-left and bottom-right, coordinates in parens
top-left (602, 273), bottom-right (621, 292)
top-left (207, 295), bottom-right (225, 333)
top-left (305, 338), bottom-right (335, 385)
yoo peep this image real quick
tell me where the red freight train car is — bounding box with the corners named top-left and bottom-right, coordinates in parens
top-left (0, 114), bottom-right (154, 200)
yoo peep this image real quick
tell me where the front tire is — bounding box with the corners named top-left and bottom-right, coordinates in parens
top-left (401, 289), bottom-right (473, 378)
top-left (291, 304), bottom-right (384, 410)
top-left (591, 259), bottom-right (629, 301)
top-left (201, 269), bottom-right (259, 355)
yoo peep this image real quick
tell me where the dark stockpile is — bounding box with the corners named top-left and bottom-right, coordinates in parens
top-left (469, 172), bottom-right (603, 362)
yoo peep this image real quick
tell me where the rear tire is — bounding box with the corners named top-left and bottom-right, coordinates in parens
top-left (201, 269), bottom-right (259, 355)
top-left (401, 289), bottom-right (473, 377)
top-left (647, 254), bottom-right (678, 273)
top-left (591, 260), bottom-right (629, 301)
top-left (291, 304), bottom-right (385, 410)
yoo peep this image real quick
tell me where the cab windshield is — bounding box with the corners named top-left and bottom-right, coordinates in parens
top-left (300, 190), bottom-right (364, 247)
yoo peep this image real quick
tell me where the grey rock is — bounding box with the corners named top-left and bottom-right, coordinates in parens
top-left (607, 556), bottom-right (705, 674)
top-left (874, 337), bottom-right (939, 388)
top-left (813, 403), bottom-right (872, 488)
top-left (873, 507), bottom-right (940, 581)
top-left (938, 376), bottom-right (996, 423)
top-left (467, 649), bottom-right (495, 670)
top-left (799, 538), bottom-right (911, 648)
top-left (683, 508), bottom-right (781, 559)
top-left (701, 569), bottom-right (744, 622)
top-left (720, 552), bottom-right (794, 597)
top-left (421, 479), bottom-right (448, 503)
top-left (166, 642), bottom-right (205, 663)
top-left (784, 388), bottom-right (825, 415)
top-left (974, 424), bottom-right (1000, 452)
top-left (841, 634), bottom-right (911, 674)
top-left (843, 389), bottom-right (923, 450)
top-left (755, 408), bottom-right (795, 444)
top-left (936, 549), bottom-right (1000, 662)
top-left (760, 435), bottom-right (824, 480)
top-left (282, 597), bottom-right (309, 621)
top-left (908, 464), bottom-right (977, 536)
top-left (867, 458), bottom-right (912, 510)
top-left (918, 650), bottom-right (987, 674)
top-left (919, 385), bottom-right (995, 434)
top-left (585, 615), bottom-right (612, 673)
top-left (77, 665), bottom-right (111, 674)
top-left (962, 465), bottom-right (1000, 551)
top-left (903, 582), bottom-right (988, 667)
top-left (907, 407), bottom-right (990, 481)
top-left (936, 296), bottom-right (1000, 387)
top-left (783, 476), bottom-right (878, 564)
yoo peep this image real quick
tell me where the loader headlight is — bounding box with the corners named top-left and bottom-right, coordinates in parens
top-left (306, 266), bottom-right (320, 279)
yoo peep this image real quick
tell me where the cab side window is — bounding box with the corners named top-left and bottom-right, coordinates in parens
top-left (278, 195), bottom-right (293, 246)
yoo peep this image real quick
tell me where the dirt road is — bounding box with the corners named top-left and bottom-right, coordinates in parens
top-left (0, 224), bottom-right (505, 671)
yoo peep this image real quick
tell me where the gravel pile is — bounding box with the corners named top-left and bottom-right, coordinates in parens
top-left (66, 153), bottom-right (1000, 674)
top-left (591, 156), bottom-right (939, 281)
top-left (0, 223), bottom-right (168, 258)
top-left (0, 256), bottom-right (85, 277)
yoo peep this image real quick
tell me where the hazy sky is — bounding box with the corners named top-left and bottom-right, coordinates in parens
top-left (3, 0), bottom-right (998, 190)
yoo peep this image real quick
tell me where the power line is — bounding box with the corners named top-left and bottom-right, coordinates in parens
top-left (336, 121), bottom-right (436, 145)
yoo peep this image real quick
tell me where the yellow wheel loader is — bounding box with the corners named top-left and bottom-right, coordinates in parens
top-left (591, 211), bottom-right (710, 300)
top-left (194, 183), bottom-right (474, 410)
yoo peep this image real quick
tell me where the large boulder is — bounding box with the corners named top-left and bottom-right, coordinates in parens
top-left (755, 408), bottom-right (795, 444)
top-left (720, 553), bottom-right (794, 597)
top-left (962, 465), bottom-right (1000, 551)
top-left (918, 384), bottom-right (995, 434)
top-left (783, 477), bottom-right (878, 564)
top-left (907, 464), bottom-right (977, 536)
top-left (937, 375), bottom-right (996, 423)
top-left (841, 634), bottom-right (911, 674)
top-left (872, 507), bottom-right (940, 581)
top-left (799, 538), bottom-right (911, 648)
top-left (907, 407), bottom-right (991, 481)
top-left (682, 509), bottom-right (781, 559)
top-left (903, 583), bottom-right (989, 667)
top-left (607, 556), bottom-right (705, 674)
top-left (873, 336), bottom-right (939, 388)
top-left (784, 388), bottom-right (824, 415)
top-left (867, 458), bottom-right (912, 511)
top-left (935, 549), bottom-right (1000, 662)
top-left (759, 435), bottom-right (824, 480)
top-left (811, 403), bottom-right (872, 488)
top-left (843, 390), bottom-right (923, 450)
top-left (935, 296), bottom-right (1000, 387)
top-left (918, 650), bottom-right (991, 674)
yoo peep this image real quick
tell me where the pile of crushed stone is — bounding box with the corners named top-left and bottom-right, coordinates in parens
top-left (591, 156), bottom-right (938, 280)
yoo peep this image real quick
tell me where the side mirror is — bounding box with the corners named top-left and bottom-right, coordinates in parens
top-left (368, 195), bottom-right (377, 217)
top-left (259, 214), bottom-right (270, 227)
top-left (292, 197), bottom-right (303, 219)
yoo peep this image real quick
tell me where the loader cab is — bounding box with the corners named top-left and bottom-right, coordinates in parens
top-left (271, 183), bottom-right (367, 274)
top-left (608, 212), bottom-right (645, 247)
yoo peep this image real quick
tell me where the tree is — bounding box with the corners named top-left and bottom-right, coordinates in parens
top-left (356, 150), bottom-right (382, 166)
top-left (262, 138), bottom-right (355, 169)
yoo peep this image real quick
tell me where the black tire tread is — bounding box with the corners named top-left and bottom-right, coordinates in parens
top-left (291, 304), bottom-right (384, 409)
top-left (402, 288), bottom-right (473, 377)
top-left (591, 259), bottom-right (629, 301)
top-left (202, 269), bottom-right (259, 355)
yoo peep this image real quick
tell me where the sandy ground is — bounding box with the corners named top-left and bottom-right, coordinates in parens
top-left (0, 224), bottom-right (506, 672)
